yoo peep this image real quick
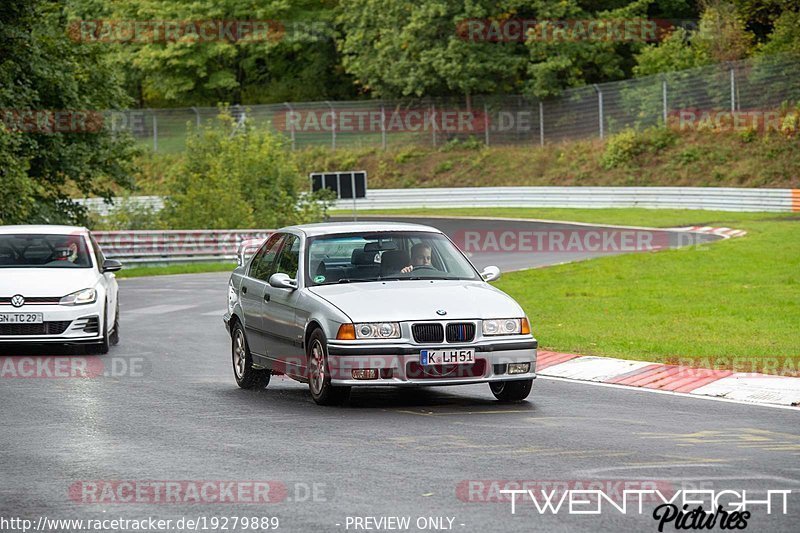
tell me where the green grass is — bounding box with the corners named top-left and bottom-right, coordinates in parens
top-left (338, 208), bottom-right (800, 373)
top-left (116, 262), bottom-right (236, 278)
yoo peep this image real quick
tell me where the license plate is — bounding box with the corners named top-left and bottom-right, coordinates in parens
top-left (0, 313), bottom-right (44, 324)
top-left (420, 348), bottom-right (475, 365)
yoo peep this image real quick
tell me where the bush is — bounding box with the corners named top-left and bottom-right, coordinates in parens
top-left (600, 130), bottom-right (643, 169)
top-left (160, 111), bottom-right (333, 229)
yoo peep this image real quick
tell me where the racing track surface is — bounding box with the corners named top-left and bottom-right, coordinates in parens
top-left (1, 218), bottom-right (798, 532)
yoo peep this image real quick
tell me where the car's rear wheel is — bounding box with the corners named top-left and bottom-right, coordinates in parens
top-left (489, 379), bottom-right (533, 402)
top-left (307, 329), bottom-right (350, 406)
top-left (232, 321), bottom-right (270, 389)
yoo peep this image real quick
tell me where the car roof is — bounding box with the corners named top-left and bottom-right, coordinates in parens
top-left (282, 221), bottom-right (441, 237)
top-left (0, 225), bottom-right (89, 236)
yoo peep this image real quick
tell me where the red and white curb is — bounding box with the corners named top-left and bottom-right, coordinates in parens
top-left (536, 351), bottom-right (800, 408)
top-left (669, 226), bottom-right (748, 238)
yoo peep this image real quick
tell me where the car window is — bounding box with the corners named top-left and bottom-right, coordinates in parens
top-left (306, 231), bottom-right (479, 285)
top-left (249, 233), bottom-right (284, 282)
top-left (88, 233), bottom-right (106, 271)
top-left (275, 234), bottom-right (300, 278)
top-left (0, 234), bottom-right (92, 268)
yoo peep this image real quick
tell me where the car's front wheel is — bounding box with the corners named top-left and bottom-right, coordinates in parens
top-left (231, 321), bottom-right (270, 389)
top-left (489, 379), bottom-right (533, 402)
top-left (307, 329), bottom-right (350, 406)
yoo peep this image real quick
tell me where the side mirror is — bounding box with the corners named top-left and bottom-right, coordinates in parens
top-left (481, 265), bottom-right (500, 282)
top-left (103, 259), bottom-right (123, 273)
top-left (269, 272), bottom-right (298, 290)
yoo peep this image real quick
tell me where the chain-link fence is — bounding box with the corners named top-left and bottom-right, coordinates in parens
top-left (110, 55), bottom-right (798, 153)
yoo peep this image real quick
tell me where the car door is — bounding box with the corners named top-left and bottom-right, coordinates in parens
top-left (262, 234), bottom-right (305, 365)
top-left (241, 233), bottom-right (284, 356)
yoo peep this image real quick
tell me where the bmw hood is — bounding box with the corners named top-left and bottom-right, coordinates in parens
top-left (308, 280), bottom-right (524, 323)
top-left (0, 268), bottom-right (99, 298)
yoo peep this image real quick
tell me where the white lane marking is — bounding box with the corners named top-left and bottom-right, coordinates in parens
top-left (542, 356), bottom-right (652, 382)
top-left (538, 375), bottom-right (800, 411)
top-left (128, 304), bottom-right (198, 315)
top-left (691, 375), bottom-right (800, 406)
top-left (202, 309), bottom-right (228, 316)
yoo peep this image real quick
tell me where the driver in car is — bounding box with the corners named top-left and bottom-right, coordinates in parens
top-left (401, 243), bottom-right (435, 273)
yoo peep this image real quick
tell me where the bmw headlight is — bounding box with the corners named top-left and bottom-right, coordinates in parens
top-left (354, 322), bottom-right (401, 339)
top-left (482, 318), bottom-right (530, 336)
top-left (60, 288), bottom-right (97, 306)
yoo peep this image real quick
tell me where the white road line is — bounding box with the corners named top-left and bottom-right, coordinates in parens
top-left (128, 304), bottom-right (199, 315)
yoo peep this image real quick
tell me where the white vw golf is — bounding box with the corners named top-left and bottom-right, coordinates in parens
top-left (0, 225), bottom-right (121, 353)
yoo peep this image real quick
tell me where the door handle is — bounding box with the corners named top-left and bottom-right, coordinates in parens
top-left (242, 285), bottom-right (247, 294)
top-left (264, 293), bottom-right (270, 302)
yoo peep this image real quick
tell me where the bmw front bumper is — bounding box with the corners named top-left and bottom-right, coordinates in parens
top-left (325, 338), bottom-right (537, 386)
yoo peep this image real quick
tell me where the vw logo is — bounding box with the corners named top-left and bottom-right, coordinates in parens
top-left (11, 294), bottom-right (24, 308)
top-left (436, 309), bottom-right (447, 316)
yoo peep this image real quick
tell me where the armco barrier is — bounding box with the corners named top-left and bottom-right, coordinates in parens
top-left (331, 187), bottom-right (799, 212)
top-left (80, 187), bottom-right (800, 218)
top-left (93, 230), bottom-right (272, 265)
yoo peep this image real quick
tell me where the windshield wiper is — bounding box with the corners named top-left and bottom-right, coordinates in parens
top-left (336, 277), bottom-right (382, 284)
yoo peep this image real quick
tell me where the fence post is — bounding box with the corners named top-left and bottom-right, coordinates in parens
top-left (431, 103), bottom-right (437, 147)
top-left (283, 102), bottom-right (296, 150)
top-left (381, 104), bottom-right (387, 150)
top-left (191, 106), bottom-right (201, 129)
top-left (483, 102), bottom-right (490, 146)
top-left (662, 80), bottom-right (668, 126)
top-left (593, 84), bottom-right (604, 140)
top-left (151, 109), bottom-right (157, 152)
top-left (538, 101), bottom-right (544, 147)
top-left (730, 67), bottom-right (736, 112)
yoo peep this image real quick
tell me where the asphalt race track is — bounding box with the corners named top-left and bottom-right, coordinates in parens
top-left (1, 218), bottom-right (797, 532)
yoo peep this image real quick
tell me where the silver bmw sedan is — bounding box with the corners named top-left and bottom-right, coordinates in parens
top-left (223, 222), bottom-right (537, 405)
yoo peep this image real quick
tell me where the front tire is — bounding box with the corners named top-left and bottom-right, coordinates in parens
top-left (490, 379), bottom-right (533, 402)
top-left (231, 322), bottom-right (270, 389)
top-left (94, 304), bottom-right (110, 355)
top-left (109, 301), bottom-right (120, 346)
top-left (307, 329), bottom-right (350, 406)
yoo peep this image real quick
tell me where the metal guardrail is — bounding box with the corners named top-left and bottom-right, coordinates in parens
top-left (86, 187), bottom-right (798, 265)
top-left (331, 187), bottom-right (799, 212)
top-left (94, 229), bottom-right (272, 265)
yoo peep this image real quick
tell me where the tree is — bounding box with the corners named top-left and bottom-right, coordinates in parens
top-left (337, 0), bottom-right (531, 100)
top-left (0, 0), bottom-right (136, 225)
top-left (67, 0), bottom-right (356, 107)
top-left (161, 111), bottom-right (333, 230)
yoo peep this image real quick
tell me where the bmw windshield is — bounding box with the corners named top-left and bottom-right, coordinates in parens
top-left (306, 231), bottom-right (479, 286)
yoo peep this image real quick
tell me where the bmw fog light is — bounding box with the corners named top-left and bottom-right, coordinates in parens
top-left (507, 363), bottom-right (530, 374)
